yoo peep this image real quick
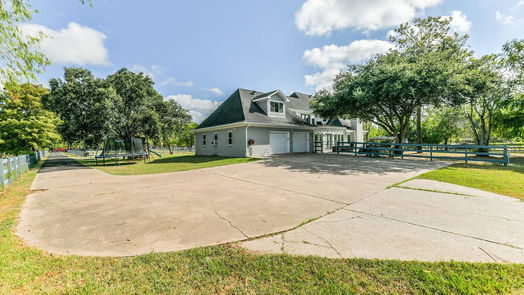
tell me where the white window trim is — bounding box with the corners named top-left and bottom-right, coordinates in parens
top-left (213, 132), bottom-right (218, 145)
top-left (202, 134), bottom-right (207, 147)
top-left (227, 130), bottom-right (233, 146)
top-left (269, 101), bottom-right (284, 113)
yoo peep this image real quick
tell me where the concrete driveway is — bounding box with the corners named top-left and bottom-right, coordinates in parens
top-left (17, 153), bottom-right (442, 257)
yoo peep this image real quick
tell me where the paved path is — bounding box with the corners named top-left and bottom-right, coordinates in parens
top-left (17, 153), bottom-right (442, 256)
top-left (243, 179), bottom-right (524, 263)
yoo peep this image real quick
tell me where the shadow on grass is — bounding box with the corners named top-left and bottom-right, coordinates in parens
top-left (450, 163), bottom-right (524, 174)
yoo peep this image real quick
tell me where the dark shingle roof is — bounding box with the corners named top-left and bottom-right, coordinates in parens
top-left (196, 88), bottom-right (315, 129)
top-left (326, 117), bottom-right (354, 129)
top-left (196, 89), bottom-right (245, 129)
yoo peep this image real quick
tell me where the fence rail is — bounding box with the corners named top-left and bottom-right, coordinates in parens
top-left (334, 142), bottom-right (510, 166)
top-left (1, 151), bottom-right (47, 191)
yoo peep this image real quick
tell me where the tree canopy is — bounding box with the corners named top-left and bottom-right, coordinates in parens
top-left (44, 68), bottom-right (117, 147)
top-left (44, 67), bottom-right (193, 149)
top-left (313, 17), bottom-right (471, 143)
top-left (0, 0), bottom-right (49, 85)
top-left (0, 83), bottom-right (61, 155)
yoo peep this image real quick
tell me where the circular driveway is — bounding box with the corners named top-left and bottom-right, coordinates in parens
top-left (17, 153), bottom-right (443, 256)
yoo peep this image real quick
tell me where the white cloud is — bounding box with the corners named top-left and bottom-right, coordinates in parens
top-left (130, 64), bottom-right (166, 79)
top-left (295, 0), bottom-right (442, 36)
top-left (446, 10), bottom-right (472, 34)
top-left (166, 94), bottom-right (221, 123)
top-left (518, 0), bottom-right (524, 7)
top-left (20, 22), bottom-right (110, 66)
top-left (207, 87), bottom-right (224, 96)
top-left (495, 11), bottom-right (521, 25)
top-left (159, 77), bottom-right (194, 87)
top-left (303, 39), bottom-right (393, 91)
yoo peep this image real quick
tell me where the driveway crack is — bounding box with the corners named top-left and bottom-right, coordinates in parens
top-left (214, 210), bottom-right (249, 239)
top-left (344, 208), bottom-right (523, 250)
top-left (204, 171), bottom-right (348, 206)
top-left (303, 228), bottom-right (343, 258)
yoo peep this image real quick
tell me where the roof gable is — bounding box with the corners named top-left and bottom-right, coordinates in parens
top-left (196, 89), bottom-right (245, 129)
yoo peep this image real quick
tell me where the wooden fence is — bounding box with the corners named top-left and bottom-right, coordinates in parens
top-left (1, 151), bottom-right (47, 191)
top-left (333, 142), bottom-right (510, 166)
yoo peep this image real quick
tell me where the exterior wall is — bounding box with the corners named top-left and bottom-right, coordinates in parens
top-left (246, 127), bottom-right (314, 157)
top-left (195, 127), bottom-right (247, 157)
top-left (350, 119), bottom-right (364, 142)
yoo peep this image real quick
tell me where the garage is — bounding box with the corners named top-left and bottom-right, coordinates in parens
top-left (270, 131), bottom-right (290, 154)
top-left (292, 132), bottom-right (309, 153)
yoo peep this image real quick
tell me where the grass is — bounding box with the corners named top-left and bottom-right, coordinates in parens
top-left (416, 163), bottom-right (524, 201)
top-left (76, 152), bottom-right (259, 175)
top-left (0, 159), bottom-right (524, 294)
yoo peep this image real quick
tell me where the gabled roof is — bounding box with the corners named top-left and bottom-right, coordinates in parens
top-left (325, 117), bottom-right (354, 129)
top-left (196, 89), bottom-right (245, 129)
top-left (196, 88), bottom-right (315, 130)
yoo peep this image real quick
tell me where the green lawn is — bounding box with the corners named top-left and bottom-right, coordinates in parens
top-left (416, 163), bottom-right (524, 200)
top-left (1, 159), bottom-right (524, 294)
top-left (76, 152), bottom-right (259, 175)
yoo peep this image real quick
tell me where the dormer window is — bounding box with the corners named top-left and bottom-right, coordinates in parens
top-left (270, 101), bottom-right (284, 113)
top-left (301, 114), bottom-right (311, 123)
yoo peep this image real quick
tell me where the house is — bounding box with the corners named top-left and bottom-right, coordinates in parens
top-left (194, 88), bottom-right (364, 157)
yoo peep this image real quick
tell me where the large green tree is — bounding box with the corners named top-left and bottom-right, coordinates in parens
top-left (312, 17), bottom-right (470, 144)
top-left (44, 68), bottom-right (117, 147)
top-left (462, 55), bottom-right (506, 147)
top-left (156, 99), bottom-right (192, 153)
top-left (106, 68), bottom-right (165, 142)
top-left (497, 40), bottom-right (524, 139)
top-left (0, 83), bottom-right (61, 155)
top-left (0, 0), bottom-right (49, 85)
top-left (407, 107), bottom-right (465, 145)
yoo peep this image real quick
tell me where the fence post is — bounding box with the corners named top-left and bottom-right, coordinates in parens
top-left (18, 156), bottom-right (23, 174)
top-left (504, 146), bottom-right (509, 167)
top-left (7, 157), bottom-right (12, 184)
top-left (465, 146), bottom-right (468, 165)
top-left (430, 144), bottom-right (433, 161)
top-left (336, 141), bottom-right (340, 155)
top-left (0, 159), bottom-right (4, 190)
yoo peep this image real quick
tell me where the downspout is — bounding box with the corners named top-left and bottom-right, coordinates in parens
top-left (245, 123), bottom-right (251, 157)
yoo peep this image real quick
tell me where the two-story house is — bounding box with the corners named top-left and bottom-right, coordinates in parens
top-left (194, 88), bottom-right (364, 157)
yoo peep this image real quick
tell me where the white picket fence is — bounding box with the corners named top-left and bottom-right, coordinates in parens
top-left (1, 151), bottom-right (47, 191)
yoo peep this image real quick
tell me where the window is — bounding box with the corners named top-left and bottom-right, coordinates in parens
top-left (270, 101), bottom-right (284, 113)
top-left (228, 131), bottom-right (233, 145)
top-left (214, 133), bottom-right (218, 145)
top-left (202, 134), bottom-right (206, 146)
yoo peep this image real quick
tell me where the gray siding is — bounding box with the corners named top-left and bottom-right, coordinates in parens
top-left (195, 127), bottom-right (247, 157)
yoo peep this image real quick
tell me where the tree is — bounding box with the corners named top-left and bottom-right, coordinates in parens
top-left (312, 17), bottom-right (470, 144)
top-left (0, 83), bottom-right (61, 155)
top-left (408, 107), bottom-right (465, 145)
top-left (462, 55), bottom-right (506, 147)
top-left (106, 68), bottom-right (165, 144)
top-left (175, 122), bottom-right (198, 149)
top-left (0, 0), bottom-right (49, 84)
top-left (156, 99), bottom-right (192, 153)
top-left (496, 40), bottom-right (524, 139)
top-left (44, 68), bottom-right (117, 148)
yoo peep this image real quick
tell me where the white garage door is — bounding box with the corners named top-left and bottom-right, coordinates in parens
top-left (292, 132), bottom-right (309, 153)
top-left (270, 131), bottom-right (290, 154)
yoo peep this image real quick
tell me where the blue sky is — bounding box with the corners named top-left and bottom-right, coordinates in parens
top-left (26, 0), bottom-right (524, 122)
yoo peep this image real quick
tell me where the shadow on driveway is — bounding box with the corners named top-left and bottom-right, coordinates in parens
top-left (38, 152), bottom-right (90, 173)
top-left (260, 153), bottom-right (445, 176)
